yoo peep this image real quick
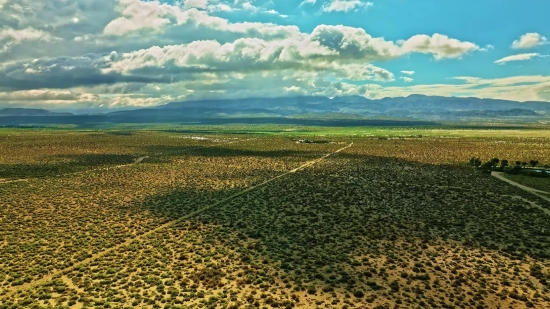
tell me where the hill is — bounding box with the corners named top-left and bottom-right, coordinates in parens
top-left (0, 108), bottom-right (73, 117)
top-left (1, 95), bottom-right (549, 126)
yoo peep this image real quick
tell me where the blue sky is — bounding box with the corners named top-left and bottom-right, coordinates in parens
top-left (0, 0), bottom-right (549, 109)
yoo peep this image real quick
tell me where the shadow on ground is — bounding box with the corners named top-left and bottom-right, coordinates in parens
top-left (0, 154), bottom-right (136, 179)
top-left (136, 153), bottom-right (550, 292)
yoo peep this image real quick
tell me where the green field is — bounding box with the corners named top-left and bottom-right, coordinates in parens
top-left (2, 123), bottom-right (550, 138)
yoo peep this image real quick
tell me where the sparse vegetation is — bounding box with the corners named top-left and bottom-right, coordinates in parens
top-left (1, 128), bottom-right (550, 309)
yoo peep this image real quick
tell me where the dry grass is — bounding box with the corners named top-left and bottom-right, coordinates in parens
top-left (1, 132), bottom-right (550, 309)
top-left (503, 174), bottom-right (550, 193)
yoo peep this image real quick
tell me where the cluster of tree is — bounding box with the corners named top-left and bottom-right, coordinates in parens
top-left (470, 157), bottom-right (541, 168)
top-left (469, 157), bottom-right (548, 177)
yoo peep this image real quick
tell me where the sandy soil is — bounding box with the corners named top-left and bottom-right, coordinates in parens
top-left (2, 144), bottom-right (352, 299)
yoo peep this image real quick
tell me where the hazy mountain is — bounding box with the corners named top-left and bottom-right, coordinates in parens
top-left (451, 109), bottom-right (540, 117)
top-left (153, 95), bottom-right (550, 120)
top-left (0, 108), bottom-right (73, 117)
top-left (1, 95), bottom-right (549, 127)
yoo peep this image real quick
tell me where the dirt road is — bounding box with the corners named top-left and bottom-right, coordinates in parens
top-left (492, 172), bottom-right (550, 203)
top-left (2, 143), bottom-right (352, 298)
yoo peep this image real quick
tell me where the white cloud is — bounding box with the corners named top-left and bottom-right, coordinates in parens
top-left (103, 0), bottom-right (182, 36)
top-left (299, 0), bottom-right (316, 7)
top-left (494, 53), bottom-right (546, 65)
top-left (0, 27), bottom-right (49, 42)
top-left (184, 0), bottom-right (209, 9)
top-left (0, 27), bottom-right (57, 52)
top-left (401, 70), bottom-right (415, 76)
top-left (323, 0), bottom-right (373, 12)
top-left (512, 33), bottom-right (547, 49)
top-left (102, 1), bottom-right (297, 40)
top-left (0, 27), bottom-right (59, 55)
top-left (400, 77), bottom-right (413, 83)
top-left (105, 25), bottom-right (479, 80)
top-left (401, 33), bottom-right (480, 60)
top-left (0, 89), bottom-right (99, 102)
top-left (0, 0), bottom-right (497, 108)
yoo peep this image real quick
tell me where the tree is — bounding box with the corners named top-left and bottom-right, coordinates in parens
top-left (530, 160), bottom-right (539, 168)
top-left (522, 162), bottom-right (528, 167)
top-left (469, 157), bottom-right (482, 167)
top-left (500, 160), bottom-right (509, 168)
top-left (516, 161), bottom-right (522, 166)
top-left (491, 158), bottom-right (500, 167)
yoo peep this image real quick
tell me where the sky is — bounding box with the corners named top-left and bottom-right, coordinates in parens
top-left (0, 0), bottom-right (549, 110)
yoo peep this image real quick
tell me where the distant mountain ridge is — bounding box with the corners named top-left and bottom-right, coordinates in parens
top-left (152, 94), bottom-right (550, 120)
top-left (450, 109), bottom-right (540, 117)
top-left (1, 95), bottom-right (549, 126)
top-left (0, 108), bottom-right (73, 117)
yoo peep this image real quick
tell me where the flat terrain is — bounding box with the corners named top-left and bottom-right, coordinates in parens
top-left (1, 128), bottom-right (550, 309)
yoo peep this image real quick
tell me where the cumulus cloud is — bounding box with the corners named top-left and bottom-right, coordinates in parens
top-left (512, 33), bottom-right (547, 49)
top-left (0, 23), bottom-right (481, 96)
top-left (102, 1), bottom-right (298, 41)
top-left (103, 0), bottom-right (288, 36)
top-left (0, 0), bottom-right (118, 40)
top-left (401, 34), bottom-right (480, 60)
top-left (0, 0), bottom-right (296, 63)
top-left (323, 0), bottom-right (373, 13)
top-left (401, 70), bottom-right (415, 76)
top-left (0, 0), bottom-right (496, 108)
top-left (184, 0), bottom-right (209, 9)
top-left (0, 28), bottom-right (47, 42)
top-left (106, 25), bottom-right (478, 80)
top-left (103, 0), bottom-right (175, 36)
top-left (400, 77), bottom-right (413, 83)
top-left (0, 27), bottom-right (57, 52)
top-left (494, 53), bottom-right (546, 65)
top-left (0, 53), bottom-right (170, 91)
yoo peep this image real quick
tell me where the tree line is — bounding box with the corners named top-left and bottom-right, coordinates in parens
top-left (469, 157), bottom-right (548, 176)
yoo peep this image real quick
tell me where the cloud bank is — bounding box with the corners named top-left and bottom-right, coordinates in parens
top-left (0, 0), bottom-right (548, 109)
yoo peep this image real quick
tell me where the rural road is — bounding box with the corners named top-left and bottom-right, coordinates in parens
top-left (1, 143), bottom-right (353, 299)
top-left (492, 172), bottom-right (550, 203)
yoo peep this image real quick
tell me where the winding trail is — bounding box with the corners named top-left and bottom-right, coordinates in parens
top-left (492, 172), bottom-right (550, 203)
top-left (1, 143), bottom-right (353, 299)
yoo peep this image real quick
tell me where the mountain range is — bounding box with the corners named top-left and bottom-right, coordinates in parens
top-left (1, 95), bottom-right (549, 127)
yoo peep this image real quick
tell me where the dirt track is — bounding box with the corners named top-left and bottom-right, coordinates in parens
top-left (1, 143), bottom-right (352, 299)
top-left (492, 171), bottom-right (550, 203)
